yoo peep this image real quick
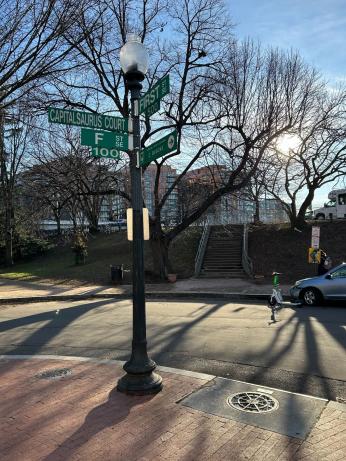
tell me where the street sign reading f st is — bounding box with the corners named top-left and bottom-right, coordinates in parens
top-left (81, 128), bottom-right (128, 150)
top-left (139, 130), bottom-right (177, 166)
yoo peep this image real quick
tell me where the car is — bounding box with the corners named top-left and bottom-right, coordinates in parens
top-left (290, 262), bottom-right (346, 306)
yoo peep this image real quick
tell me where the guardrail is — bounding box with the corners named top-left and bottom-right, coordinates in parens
top-left (194, 219), bottom-right (211, 276)
top-left (242, 224), bottom-right (254, 277)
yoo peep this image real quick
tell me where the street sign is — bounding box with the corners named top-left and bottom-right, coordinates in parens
top-left (48, 107), bottom-right (128, 133)
top-left (144, 100), bottom-right (160, 118)
top-left (311, 226), bottom-right (320, 249)
top-left (139, 130), bottom-right (177, 166)
top-left (90, 147), bottom-right (120, 160)
top-left (81, 129), bottom-right (128, 150)
top-left (139, 75), bottom-right (170, 114)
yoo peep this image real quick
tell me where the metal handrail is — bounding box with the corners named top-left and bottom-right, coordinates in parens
top-left (195, 218), bottom-right (211, 276)
top-left (242, 224), bottom-right (253, 277)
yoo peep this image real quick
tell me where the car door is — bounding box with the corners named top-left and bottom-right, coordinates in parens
top-left (322, 267), bottom-right (346, 300)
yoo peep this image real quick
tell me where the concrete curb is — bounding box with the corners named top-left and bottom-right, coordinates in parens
top-left (0, 291), bottom-right (291, 304)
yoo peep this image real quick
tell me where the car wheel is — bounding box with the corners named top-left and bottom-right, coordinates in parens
top-left (301, 288), bottom-right (322, 306)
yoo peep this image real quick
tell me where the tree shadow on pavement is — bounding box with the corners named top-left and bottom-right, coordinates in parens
top-left (0, 299), bottom-right (115, 374)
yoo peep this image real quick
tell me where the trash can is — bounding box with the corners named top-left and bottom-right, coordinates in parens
top-left (110, 264), bottom-right (123, 283)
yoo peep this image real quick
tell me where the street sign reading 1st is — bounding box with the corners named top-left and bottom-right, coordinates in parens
top-left (48, 107), bottom-right (128, 133)
top-left (139, 75), bottom-right (170, 115)
top-left (90, 147), bottom-right (120, 160)
top-left (81, 128), bottom-right (128, 151)
top-left (140, 130), bottom-right (177, 166)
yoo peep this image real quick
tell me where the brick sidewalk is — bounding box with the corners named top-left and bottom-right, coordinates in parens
top-left (0, 358), bottom-right (345, 461)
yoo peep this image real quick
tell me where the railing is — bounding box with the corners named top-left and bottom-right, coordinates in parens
top-left (242, 224), bottom-right (254, 277)
top-left (194, 218), bottom-right (211, 276)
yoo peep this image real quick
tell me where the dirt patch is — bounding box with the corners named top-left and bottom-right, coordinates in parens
top-left (248, 220), bottom-right (346, 283)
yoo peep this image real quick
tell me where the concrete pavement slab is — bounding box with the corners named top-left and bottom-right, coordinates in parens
top-left (0, 277), bottom-right (291, 303)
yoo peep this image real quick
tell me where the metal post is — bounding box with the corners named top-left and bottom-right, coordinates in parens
top-left (117, 73), bottom-right (162, 395)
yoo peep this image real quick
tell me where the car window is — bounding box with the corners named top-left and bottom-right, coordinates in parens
top-left (331, 268), bottom-right (346, 279)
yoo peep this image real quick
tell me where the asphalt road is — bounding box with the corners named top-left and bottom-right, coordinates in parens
top-left (0, 298), bottom-right (345, 401)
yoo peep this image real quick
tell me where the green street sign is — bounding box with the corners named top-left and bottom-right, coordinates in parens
top-left (81, 129), bottom-right (128, 150)
top-left (144, 100), bottom-right (160, 118)
top-left (140, 130), bottom-right (177, 166)
top-left (90, 147), bottom-right (121, 160)
top-left (48, 107), bottom-right (128, 133)
top-left (139, 75), bottom-right (170, 114)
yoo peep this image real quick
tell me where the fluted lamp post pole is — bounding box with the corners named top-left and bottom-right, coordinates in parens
top-left (117, 34), bottom-right (162, 395)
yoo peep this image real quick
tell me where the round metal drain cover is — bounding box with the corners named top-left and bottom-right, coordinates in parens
top-left (227, 392), bottom-right (279, 413)
top-left (36, 368), bottom-right (72, 380)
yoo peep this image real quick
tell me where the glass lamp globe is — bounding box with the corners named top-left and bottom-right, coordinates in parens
top-left (120, 34), bottom-right (148, 76)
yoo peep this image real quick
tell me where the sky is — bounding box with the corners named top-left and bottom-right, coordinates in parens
top-left (227, 0), bottom-right (346, 207)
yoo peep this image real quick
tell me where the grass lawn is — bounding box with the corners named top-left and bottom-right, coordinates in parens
top-left (0, 227), bottom-right (201, 285)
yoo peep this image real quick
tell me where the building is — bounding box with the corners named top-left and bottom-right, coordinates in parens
top-left (143, 164), bottom-right (179, 225)
top-left (182, 165), bottom-right (288, 224)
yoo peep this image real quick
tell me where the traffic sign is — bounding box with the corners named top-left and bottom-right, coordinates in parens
top-left (139, 75), bottom-right (170, 114)
top-left (140, 130), bottom-right (177, 166)
top-left (311, 226), bottom-right (320, 249)
top-left (144, 100), bottom-right (160, 118)
top-left (48, 107), bottom-right (128, 133)
top-left (90, 147), bottom-right (121, 160)
top-left (81, 129), bottom-right (128, 150)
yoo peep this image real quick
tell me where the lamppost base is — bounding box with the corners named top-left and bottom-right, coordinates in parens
top-left (117, 370), bottom-right (163, 395)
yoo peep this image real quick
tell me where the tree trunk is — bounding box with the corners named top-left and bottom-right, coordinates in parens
top-left (150, 231), bottom-right (172, 280)
top-left (53, 209), bottom-right (61, 235)
top-left (253, 198), bottom-right (260, 224)
top-left (4, 204), bottom-right (13, 266)
top-left (291, 188), bottom-right (316, 230)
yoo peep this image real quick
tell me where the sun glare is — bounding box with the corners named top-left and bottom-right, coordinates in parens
top-left (275, 134), bottom-right (301, 153)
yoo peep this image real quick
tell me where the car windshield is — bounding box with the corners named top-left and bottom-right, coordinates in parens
top-left (330, 266), bottom-right (346, 278)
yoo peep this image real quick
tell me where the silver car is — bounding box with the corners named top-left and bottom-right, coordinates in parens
top-left (290, 263), bottom-right (346, 306)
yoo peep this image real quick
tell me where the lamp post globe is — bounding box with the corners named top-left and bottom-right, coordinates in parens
top-left (117, 34), bottom-right (162, 395)
top-left (120, 34), bottom-right (148, 78)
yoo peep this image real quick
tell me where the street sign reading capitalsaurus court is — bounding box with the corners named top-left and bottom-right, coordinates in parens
top-left (140, 130), bottom-right (177, 166)
top-left (139, 75), bottom-right (170, 115)
top-left (48, 108), bottom-right (128, 133)
top-left (90, 147), bottom-right (120, 160)
top-left (81, 128), bottom-right (128, 150)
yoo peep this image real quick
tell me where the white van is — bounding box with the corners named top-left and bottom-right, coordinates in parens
top-left (313, 189), bottom-right (346, 220)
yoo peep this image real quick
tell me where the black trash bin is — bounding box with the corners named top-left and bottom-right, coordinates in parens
top-left (110, 264), bottom-right (123, 283)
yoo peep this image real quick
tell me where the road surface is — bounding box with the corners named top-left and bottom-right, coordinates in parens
top-left (0, 298), bottom-right (345, 400)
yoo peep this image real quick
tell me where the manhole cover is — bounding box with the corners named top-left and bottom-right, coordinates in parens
top-left (227, 392), bottom-right (279, 413)
top-left (35, 368), bottom-right (72, 380)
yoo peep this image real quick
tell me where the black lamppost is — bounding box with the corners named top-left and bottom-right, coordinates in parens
top-left (117, 34), bottom-right (162, 395)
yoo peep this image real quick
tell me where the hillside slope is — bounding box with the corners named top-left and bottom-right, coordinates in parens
top-left (0, 228), bottom-right (201, 285)
top-left (248, 220), bottom-right (346, 283)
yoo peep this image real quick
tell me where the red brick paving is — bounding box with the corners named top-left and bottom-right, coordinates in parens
top-left (0, 358), bottom-right (345, 461)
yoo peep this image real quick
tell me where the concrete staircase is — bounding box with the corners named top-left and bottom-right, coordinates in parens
top-left (200, 225), bottom-right (245, 278)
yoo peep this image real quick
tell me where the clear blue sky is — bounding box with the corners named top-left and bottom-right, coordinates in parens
top-left (228, 0), bottom-right (346, 84)
top-left (228, 0), bottom-right (346, 207)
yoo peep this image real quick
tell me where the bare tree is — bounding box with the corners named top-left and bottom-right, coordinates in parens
top-left (266, 88), bottom-right (346, 229)
top-left (47, 0), bottom-right (322, 278)
top-left (28, 126), bottom-right (127, 233)
top-left (0, 107), bottom-right (32, 265)
top-left (0, 0), bottom-right (95, 110)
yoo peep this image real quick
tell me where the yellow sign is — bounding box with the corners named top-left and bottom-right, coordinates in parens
top-left (308, 248), bottom-right (321, 264)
